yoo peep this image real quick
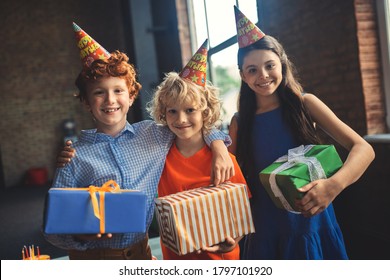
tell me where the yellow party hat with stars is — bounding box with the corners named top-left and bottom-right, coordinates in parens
top-left (179, 39), bottom-right (208, 87)
top-left (72, 22), bottom-right (111, 68)
top-left (234, 6), bottom-right (265, 48)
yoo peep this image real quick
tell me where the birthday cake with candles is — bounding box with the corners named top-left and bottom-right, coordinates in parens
top-left (22, 245), bottom-right (50, 260)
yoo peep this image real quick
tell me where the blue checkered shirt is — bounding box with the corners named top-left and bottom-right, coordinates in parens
top-left (44, 120), bottom-right (229, 250)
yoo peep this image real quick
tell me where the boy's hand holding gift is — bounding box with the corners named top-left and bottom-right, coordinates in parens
top-left (74, 233), bottom-right (113, 241)
top-left (201, 236), bottom-right (242, 254)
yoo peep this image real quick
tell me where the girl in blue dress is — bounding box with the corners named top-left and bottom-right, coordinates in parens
top-left (228, 6), bottom-right (375, 259)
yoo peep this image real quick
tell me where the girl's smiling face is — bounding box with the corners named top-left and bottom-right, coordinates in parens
top-left (85, 76), bottom-right (134, 136)
top-left (240, 49), bottom-right (283, 98)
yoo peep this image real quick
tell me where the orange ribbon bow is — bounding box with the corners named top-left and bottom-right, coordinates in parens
top-left (87, 180), bottom-right (120, 233)
top-left (54, 180), bottom-right (121, 233)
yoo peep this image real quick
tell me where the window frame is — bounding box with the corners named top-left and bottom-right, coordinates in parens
top-left (187, 0), bottom-right (259, 131)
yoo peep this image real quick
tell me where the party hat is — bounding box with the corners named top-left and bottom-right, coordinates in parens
top-left (72, 22), bottom-right (111, 68)
top-left (234, 6), bottom-right (265, 48)
top-left (179, 39), bottom-right (208, 87)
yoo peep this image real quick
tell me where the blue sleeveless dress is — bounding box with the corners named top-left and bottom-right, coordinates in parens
top-left (242, 107), bottom-right (348, 259)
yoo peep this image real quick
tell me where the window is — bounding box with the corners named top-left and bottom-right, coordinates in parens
top-left (189, 0), bottom-right (258, 132)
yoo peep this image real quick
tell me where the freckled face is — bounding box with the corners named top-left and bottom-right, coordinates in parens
top-left (240, 49), bottom-right (283, 97)
top-left (85, 76), bottom-right (134, 134)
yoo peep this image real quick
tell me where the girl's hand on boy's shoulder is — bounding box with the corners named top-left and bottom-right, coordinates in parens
top-left (295, 178), bottom-right (342, 217)
top-left (56, 140), bottom-right (76, 167)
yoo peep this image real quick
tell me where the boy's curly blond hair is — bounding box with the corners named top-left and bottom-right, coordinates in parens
top-left (147, 72), bottom-right (221, 134)
top-left (74, 50), bottom-right (142, 102)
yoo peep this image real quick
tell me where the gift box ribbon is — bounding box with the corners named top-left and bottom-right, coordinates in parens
top-left (269, 145), bottom-right (327, 213)
top-left (60, 180), bottom-right (120, 233)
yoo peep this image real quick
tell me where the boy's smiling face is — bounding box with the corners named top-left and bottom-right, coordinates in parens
top-left (84, 76), bottom-right (135, 136)
top-left (165, 98), bottom-right (204, 143)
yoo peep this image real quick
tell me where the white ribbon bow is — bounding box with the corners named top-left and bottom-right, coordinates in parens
top-left (268, 145), bottom-right (327, 214)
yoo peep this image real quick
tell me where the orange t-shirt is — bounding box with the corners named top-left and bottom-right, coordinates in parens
top-left (158, 142), bottom-right (248, 260)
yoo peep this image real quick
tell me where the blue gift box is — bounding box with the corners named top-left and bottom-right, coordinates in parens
top-left (44, 182), bottom-right (147, 234)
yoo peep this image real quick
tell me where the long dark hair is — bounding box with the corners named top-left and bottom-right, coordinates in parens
top-left (236, 35), bottom-right (320, 177)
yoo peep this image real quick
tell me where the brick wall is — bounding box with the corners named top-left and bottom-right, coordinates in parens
top-left (0, 0), bottom-right (129, 188)
top-left (258, 0), bottom-right (387, 136)
top-left (355, 0), bottom-right (387, 134)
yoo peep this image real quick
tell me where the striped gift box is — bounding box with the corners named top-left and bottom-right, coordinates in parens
top-left (154, 182), bottom-right (255, 255)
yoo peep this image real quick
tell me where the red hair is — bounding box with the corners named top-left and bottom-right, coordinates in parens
top-left (75, 50), bottom-right (141, 101)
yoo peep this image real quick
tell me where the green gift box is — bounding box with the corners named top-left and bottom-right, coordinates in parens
top-left (259, 145), bottom-right (343, 212)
